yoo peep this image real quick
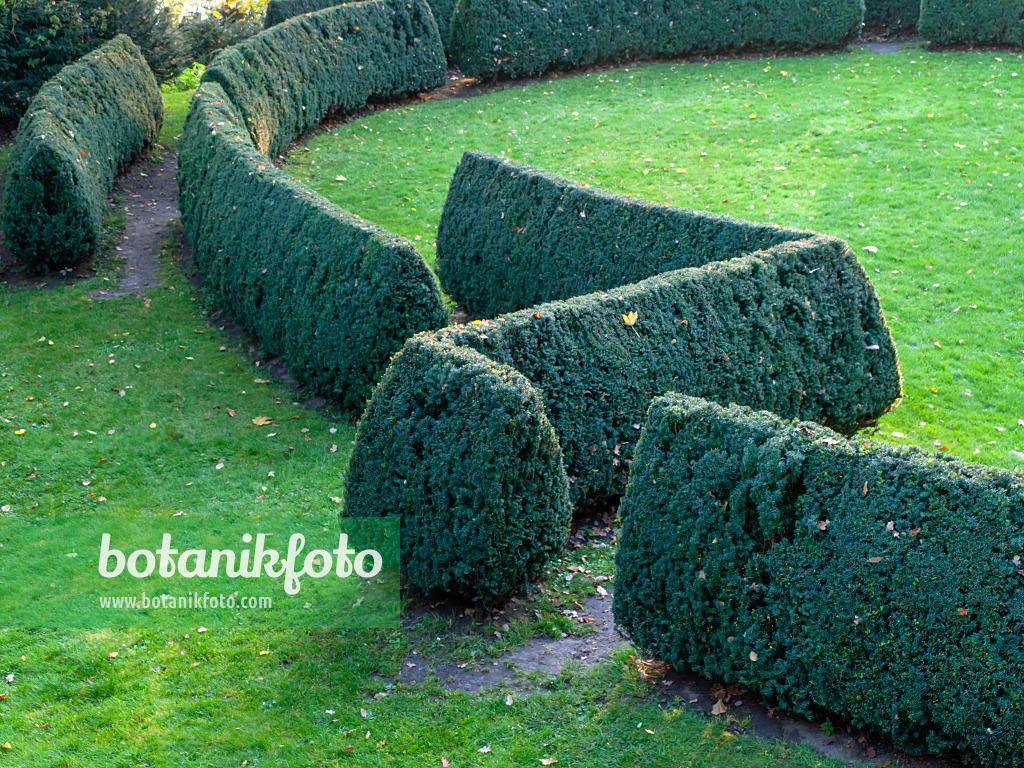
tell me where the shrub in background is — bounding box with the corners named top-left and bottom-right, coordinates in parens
top-left (0, 0), bottom-right (188, 118)
top-left (919, 0), bottom-right (1024, 46)
top-left (449, 0), bottom-right (863, 79)
top-left (178, 0), bottom-right (449, 411)
top-left (181, 0), bottom-right (266, 65)
top-left (344, 335), bottom-right (571, 599)
top-left (616, 394), bottom-right (1024, 765)
top-left (2, 34), bottom-right (162, 270)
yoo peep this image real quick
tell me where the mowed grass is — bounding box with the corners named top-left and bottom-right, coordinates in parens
top-left (0, 88), bottom-right (847, 766)
top-left (290, 44), bottom-right (1024, 470)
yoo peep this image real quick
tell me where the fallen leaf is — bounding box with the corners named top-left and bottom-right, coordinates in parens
top-left (361, 708), bottom-right (369, 718)
top-left (259, 650), bottom-right (270, 656)
top-left (540, 759), bottom-right (557, 765)
top-left (749, 651), bottom-right (758, 662)
top-left (254, 378), bottom-right (270, 384)
top-left (957, 608), bottom-right (969, 616)
top-left (227, 408), bottom-right (236, 417)
top-left (867, 557), bottom-right (883, 564)
top-left (622, 311), bottom-right (638, 327)
top-left (108, 651), bottom-right (118, 658)
top-left (506, 694), bottom-right (514, 706)
top-left (441, 759), bottom-right (450, 767)
top-left (252, 416), bottom-right (273, 426)
top-left (478, 746), bottom-right (492, 754)
top-left (711, 700), bottom-right (727, 716)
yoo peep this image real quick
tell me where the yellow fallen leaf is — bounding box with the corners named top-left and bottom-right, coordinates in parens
top-left (149, 423), bottom-right (157, 429)
top-left (1, 743), bottom-right (10, 749)
top-left (622, 311), bottom-right (638, 327)
top-left (14, 429), bottom-right (25, 435)
top-left (252, 416), bottom-right (273, 426)
top-left (259, 650), bottom-right (270, 656)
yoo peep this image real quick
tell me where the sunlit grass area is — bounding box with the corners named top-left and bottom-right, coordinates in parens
top-left (290, 44), bottom-right (1024, 470)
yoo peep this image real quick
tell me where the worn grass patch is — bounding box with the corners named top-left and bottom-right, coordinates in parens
top-left (290, 45), bottom-right (1024, 469)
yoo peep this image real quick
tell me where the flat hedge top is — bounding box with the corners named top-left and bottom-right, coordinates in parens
top-left (437, 151), bottom-right (817, 317)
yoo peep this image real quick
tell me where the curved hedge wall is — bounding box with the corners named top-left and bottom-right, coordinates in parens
top-left (264, 0), bottom-right (457, 50)
top-left (615, 394), bottom-right (1024, 766)
top-left (344, 335), bottom-right (571, 598)
top-left (919, 0), bottom-right (1024, 46)
top-left (178, 0), bottom-right (450, 412)
top-left (449, 0), bottom-right (864, 79)
top-left (433, 233), bottom-right (901, 505)
top-left (437, 151), bottom-right (818, 318)
top-left (2, 34), bottom-right (162, 272)
top-left (347, 168), bottom-right (901, 596)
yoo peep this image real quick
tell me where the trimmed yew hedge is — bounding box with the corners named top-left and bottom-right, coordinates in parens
top-left (435, 234), bottom-right (900, 505)
top-left (615, 394), bottom-right (1024, 766)
top-left (864, 0), bottom-right (919, 30)
top-left (449, 0), bottom-right (863, 79)
top-left (2, 35), bottom-right (162, 272)
top-left (264, 0), bottom-right (457, 50)
top-left (437, 151), bottom-right (817, 317)
top-left (204, 0), bottom-right (446, 158)
top-left (178, 0), bottom-right (449, 412)
top-left (919, 0), bottom-right (1024, 46)
top-left (347, 198), bottom-right (901, 597)
top-left (343, 335), bottom-right (571, 598)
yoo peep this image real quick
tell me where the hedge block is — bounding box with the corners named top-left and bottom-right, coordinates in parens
top-left (437, 151), bottom-right (817, 317)
top-left (343, 335), bottom-right (571, 598)
top-left (179, 82), bottom-right (449, 412)
top-left (2, 35), bottom-right (162, 271)
top-left (449, 0), bottom-right (863, 79)
top-left (431, 233), bottom-right (900, 506)
top-left (919, 0), bottom-right (1024, 46)
top-left (615, 394), bottom-right (1024, 765)
top-left (178, 0), bottom-right (450, 412)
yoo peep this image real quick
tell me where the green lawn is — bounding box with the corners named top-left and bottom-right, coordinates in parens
top-left (2, 44), bottom-right (1021, 766)
top-left (289, 44), bottom-right (1024, 471)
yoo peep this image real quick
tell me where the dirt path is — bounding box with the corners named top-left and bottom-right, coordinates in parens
top-left (93, 151), bottom-right (180, 299)
top-left (390, 589), bottom-right (962, 768)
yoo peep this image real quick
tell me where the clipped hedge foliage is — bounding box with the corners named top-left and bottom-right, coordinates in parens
top-left (864, 0), bottom-right (919, 30)
top-left (430, 234), bottom-right (900, 506)
top-left (919, 0), bottom-right (1024, 46)
top-left (615, 394), bottom-right (1024, 765)
top-left (264, 0), bottom-right (456, 50)
top-left (178, 0), bottom-right (449, 412)
top-left (344, 335), bottom-right (571, 598)
top-left (2, 34), bottom-right (161, 271)
top-left (437, 151), bottom-right (817, 317)
top-left (449, 0), bottom-right (863, 79)
top-left (203, 0), bottom-right (446, 158)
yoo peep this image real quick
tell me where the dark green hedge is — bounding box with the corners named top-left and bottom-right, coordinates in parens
top-left (919, 0), bottom-right (1024, 46)
top-left (178, 0), bottom-right (450, 412)
top-left (203, 0), bottom-right (447, 158)
top-left (437, 151), bottom-right (817, 317)
top-left (2, 34), bottom-right (162, 272)
top-left (432, 234), bottom-right (900, 505)
top-left (449, 0), bottom-right (863, 79)
top-left (615, 394), bottom-right (1024, 765)
top-left (179, 82), bottom-right (449, 413)
top-left (864, 0), bottom-right (919, 30)
top-left (264, 0), bottom-right (456, 50)
top-left (343, 335), bottom-right (571, 598)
